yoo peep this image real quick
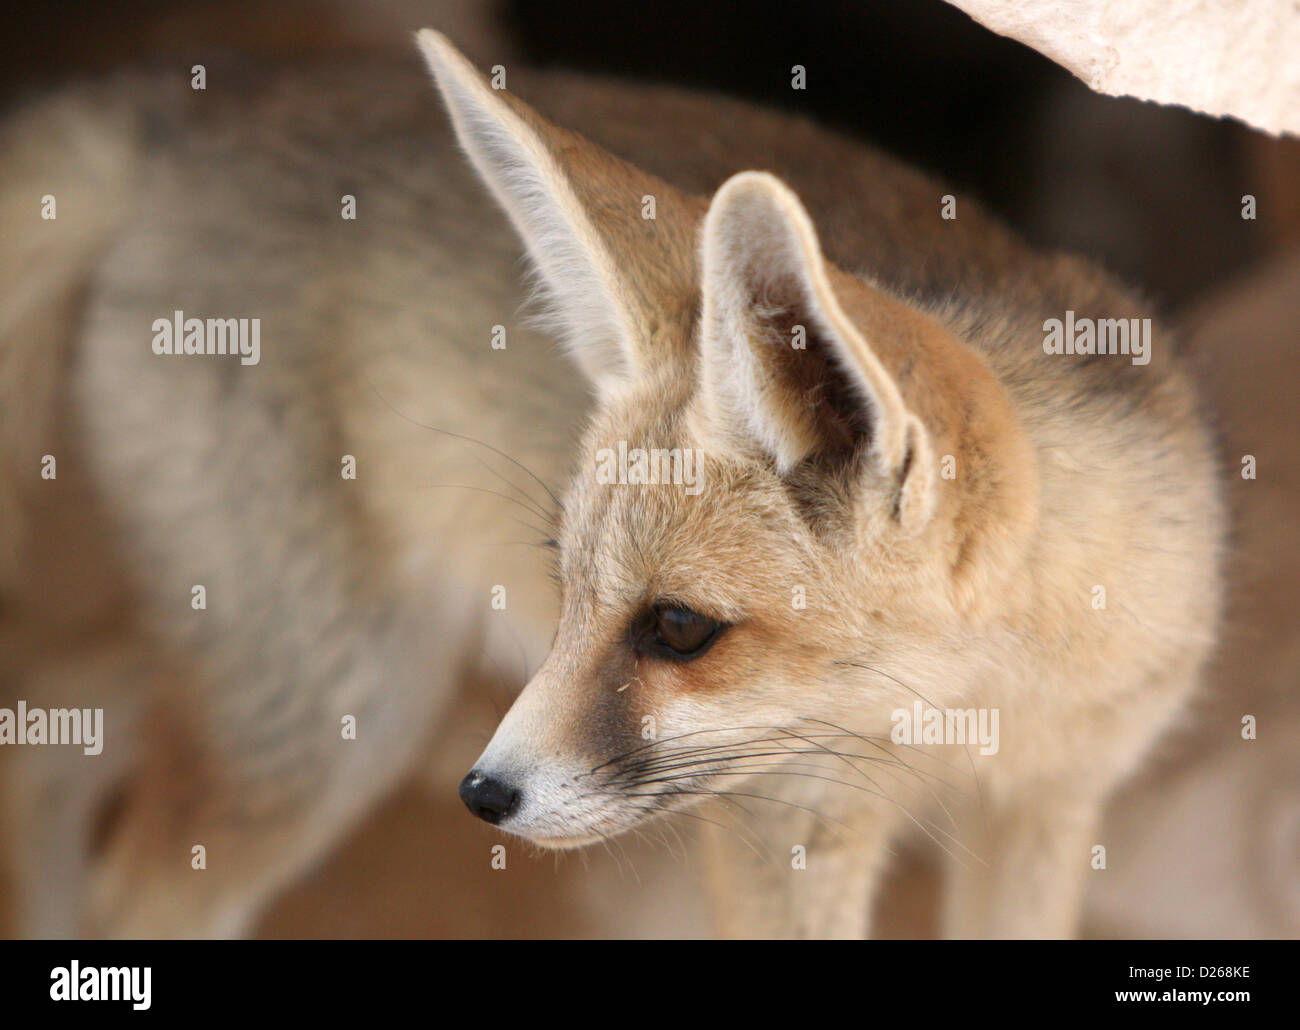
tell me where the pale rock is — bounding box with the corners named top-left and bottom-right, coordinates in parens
top-left (947, 0), bottom-right (1299, 136)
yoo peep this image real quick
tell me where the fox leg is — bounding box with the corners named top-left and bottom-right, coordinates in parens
top-left (4, 729), bottom-right (133, 938)
top-left (701, 795), bottom-right (901, 939)
top-left (86, 643), bottom-right (446, 938)
top-left (88, 775), bottom-right (342, 939)
top-left (0, 644), bottom-right (145, 938)
top-left (87, 729), bottom-right (426, 937)
top-left (941, 789), bottom-right (1103, 938)
top-left (943, 674), bottom-right (1200, 939)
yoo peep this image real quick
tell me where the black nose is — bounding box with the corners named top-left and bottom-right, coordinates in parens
top-left (458, 769), bottom-right (520, 824)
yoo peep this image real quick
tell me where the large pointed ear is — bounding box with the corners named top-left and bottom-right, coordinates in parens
top-left (699, 171), bottom-right (937, 530)
top-left (417, 29), bottom-right (699, 391)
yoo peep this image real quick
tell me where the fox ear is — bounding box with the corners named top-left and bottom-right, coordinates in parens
top-left (417, 30), bottom-right (699, 391)
top-left (700, 172), bottom-right (935, 528)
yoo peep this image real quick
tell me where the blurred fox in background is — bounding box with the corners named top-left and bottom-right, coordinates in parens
top-left (0, 11), bottom-right (1294, 939)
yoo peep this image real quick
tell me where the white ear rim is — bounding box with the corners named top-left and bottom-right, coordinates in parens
top-left (896, 413), bottom-right (938, 530)
top-left (417, 29), bottom-right (636, 390)
top-left (700, 171), bottom-right (912, 477)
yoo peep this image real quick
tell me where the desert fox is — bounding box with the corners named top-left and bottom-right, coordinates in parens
top-left (0, 31), bottom-right (1223, 938)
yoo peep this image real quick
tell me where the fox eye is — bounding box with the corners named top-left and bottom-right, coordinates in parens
top-left (636, 604), bottom-right (725, 662)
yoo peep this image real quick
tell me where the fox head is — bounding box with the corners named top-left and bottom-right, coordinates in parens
top-left (419, 31), bottom-right (1038, 846)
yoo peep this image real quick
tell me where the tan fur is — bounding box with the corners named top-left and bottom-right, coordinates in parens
top-left (0, 31), bottom-right (1224, 938)
top-left (422, 32), bottom-right (1225, 938)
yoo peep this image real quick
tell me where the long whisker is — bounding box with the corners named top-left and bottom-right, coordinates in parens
top-left (618, 731), bottom-right (966, 798)
top-left (623, 766), bottom-right (980, 868)
top-left (596, 717), bottom-right (986, 867)
top-left (615, 786), bottom-right (854, 842)
top-left (364, 373), bottom-right (563, 514)
top-left (796, 717), bottom-right (975, 810)
top-left (410, 482), bottom-right (553, 534)
top-left (618, 747), bottom-right (906, 786)
top-left (823, 663), bottom-right (990, 828)
top-left (584, 724), bottom-right (827, 776)
top-left (618, 802), bottom-right (766, 863)
top-left (601, 727), bottom-right (905, 780)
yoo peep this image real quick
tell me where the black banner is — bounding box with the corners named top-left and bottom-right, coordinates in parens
top-left (0, 940), bottom-right (1288, 1019)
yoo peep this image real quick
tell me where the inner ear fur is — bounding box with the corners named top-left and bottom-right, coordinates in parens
top-left (700, 171), bottom-right (938, 531)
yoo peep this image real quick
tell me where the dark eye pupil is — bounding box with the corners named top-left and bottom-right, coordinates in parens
top-left (656, 606), bottom-right (718, 655)
top-left (632, 603), bottom-right (725, 662)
